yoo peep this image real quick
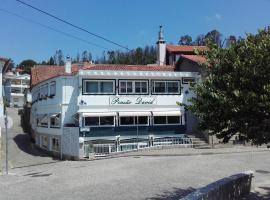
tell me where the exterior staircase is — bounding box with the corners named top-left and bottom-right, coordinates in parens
top-left (188, 134), bottom-right (211, 149)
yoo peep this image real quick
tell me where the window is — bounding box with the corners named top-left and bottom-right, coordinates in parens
top-left (100, 116), bottom-right (114, 125)
top-left (85, 117), bottom-right (99, 126)
top-left (153, 116), bottom-right (181, 125)
top-left (83, 80), bottom-right (115, 94)
top-left (152, 80), bottom-right (180, 94)
top-left (22, 80), bottom-right (29, 85)
top-left (84, 116), bottom-right (115, 127)
top-left (50, 81), bottom-right (56, 96)
top-left (11, 87), bottom-right (21, 93)
top-left (120, 116), bottom-right (134, 125)
top-left (41, 136), bottom-right (48, 149)
top-left (119, 80), bottom-right (148, 94)
top-left (119, 116), bottom-right (149, 126)
top-left (167, 116), bottom-right (180, 124)
top-left (37, 115), bottom-right (48, 127)
top-left (40, 84), bottom-right (48, 99)
top-left (52, 138), bottom-right (60, 152)
top-left (153, 116), bottom-right (167, 124)
top-left (50, 113), bottom-right (61, 128)
top-left (182, 77), bottom-right (196, 84)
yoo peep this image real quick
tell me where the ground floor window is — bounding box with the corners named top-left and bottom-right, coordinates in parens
top-left (84, 116), bottom-right (115, 127)
top-left (41, 135), bottom-right (48, 149)
top-left (52, 138), bottom-right (60, 152)
top-left (153, 116), bottom-right (181, 125)
top-left (119, 116), bottom-right (149, 126)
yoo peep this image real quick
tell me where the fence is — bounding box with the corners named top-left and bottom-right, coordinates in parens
top-left (89, 136), bottom-right (193, 157)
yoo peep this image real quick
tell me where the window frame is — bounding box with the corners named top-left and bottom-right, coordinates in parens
top-left (118, 79), bottom-right (149, 95)
top-left (51, 137), bottom-right (60, 152)
top-left (37, 114), bottom-right (49, 128)
top-left (82, 79), bottom-right (116, 95)
top-left (153, 115), bottom-right (182, 126)
top-left (49, 113), bottom-right (61, 128)
top-left (49, 81), bottom-right (56, 97)
top-left (182, 77), bottom-right (196, 84)
top-left (83, 116), bottom-right (115, 127)
top-left (151, 80), bottom-right (181, 95)
top-left (119, 116), bottom-right (149, 126)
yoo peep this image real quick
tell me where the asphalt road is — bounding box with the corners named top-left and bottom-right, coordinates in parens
top-left (0, 108), bottom-right (269, 200)
top-left (0, 150), bottom-right (269, 200)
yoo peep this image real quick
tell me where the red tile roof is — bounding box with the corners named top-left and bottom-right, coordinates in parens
top-left (82, 64), bottom-right (175, 71)
top-left (166, 45), bottom-right (208, 53)
top-left (31, 65), bottom-right (79, 87)
top-left (31, 64), bottom-right (175, 87)
top-left (180, 55), bottom-right (207, 64)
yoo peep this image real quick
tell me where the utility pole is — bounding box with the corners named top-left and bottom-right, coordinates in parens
top-left (4, 114), bottom-right (8, 175)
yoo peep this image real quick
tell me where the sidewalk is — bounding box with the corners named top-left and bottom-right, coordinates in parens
top-left (90, 145), bottom-right (270, 160)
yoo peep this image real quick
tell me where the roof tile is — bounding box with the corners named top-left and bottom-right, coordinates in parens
top-left (31, 64), bottom-right (175, 87)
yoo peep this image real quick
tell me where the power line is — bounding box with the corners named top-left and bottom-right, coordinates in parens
top-left (15, 0), bottom-right (131, 51)
top-left (0, 8), bottom-right (109, 50)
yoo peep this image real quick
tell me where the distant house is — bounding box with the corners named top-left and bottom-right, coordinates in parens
top-left (3, 71), bottom-right (30, 107)
top-left (0, 57), bottom-right (11, 117)
top-left (29, 27), bottom-right (207, 159)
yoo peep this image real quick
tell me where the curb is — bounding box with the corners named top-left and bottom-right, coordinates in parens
top-left (85, 148), bottom-right (269, 161)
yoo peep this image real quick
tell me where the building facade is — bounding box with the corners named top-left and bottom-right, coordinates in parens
top-left (30, 27), bottom-right (206, 159)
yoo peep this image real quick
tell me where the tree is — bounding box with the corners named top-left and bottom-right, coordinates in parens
top-left (225, 35), bottom-right (237, 48)
top-left (187, 27), bottom-right (270, 145)
top-left (179, 35), bottom-right (192, 45)
top-left (47, 57), bottom-right (55, 65)
top-left (82, 50), bottom-right (88, 62)
top-left (53, 49), bottom-right (64, 65)
top-left (18, 59), bottom-right (37, 74)
top-left (205, 29), bottom-right (222, 47)
top-left (193, 34), bottom-right (206, 46)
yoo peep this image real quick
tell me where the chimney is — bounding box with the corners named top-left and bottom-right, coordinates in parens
top-left (156, 26), bottom-right (166, 66)
top-left (65, 56), bottom-right (72, 73)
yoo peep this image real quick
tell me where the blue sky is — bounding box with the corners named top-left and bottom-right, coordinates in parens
top-left (0, 0), bottom-right (270, 64)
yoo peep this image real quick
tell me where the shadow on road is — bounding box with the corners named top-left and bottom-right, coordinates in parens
top-left (13, 133), bottom-right (48, 157)
top-left (146, 187), bottom-right (195, 200)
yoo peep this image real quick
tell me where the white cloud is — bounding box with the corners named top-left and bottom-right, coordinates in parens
top-left (205, 13), bottom-right (222, 21)
top-left (215, 13), bottom-right (222, 20)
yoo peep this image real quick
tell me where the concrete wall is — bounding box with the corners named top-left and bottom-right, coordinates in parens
top-left (181, 171), bottom-right (253, 200)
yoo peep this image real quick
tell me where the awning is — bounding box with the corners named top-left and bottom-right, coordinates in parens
top-left (82, 112), bottom-right (117, 117)
top-left (152, 111), bottom-right (181, 116)
top-left (119, 111), bottom-right (151, 117)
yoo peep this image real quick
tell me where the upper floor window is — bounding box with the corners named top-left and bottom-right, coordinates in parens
top-left (182, 77), bottom-right (196, 84)
top-left (119, 80), bottom-right (148, 94)
top-left (84, 116), bottom-right (115, 127)
top-left (50, 113), bottom-right (61, 128)
top-left (152, 80), bottom-right (180, 94)
top-left (37, 114), bottom-right (48, 127)
top-left (83, 80), bottom-right (115, 95)
top-left (49, 81), bottom-right (56, 97)
top-left (40, 84), bottom-right (48, 99)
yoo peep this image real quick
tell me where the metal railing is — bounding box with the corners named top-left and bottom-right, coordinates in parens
top-left (89, 136), bottom-right (193, 157)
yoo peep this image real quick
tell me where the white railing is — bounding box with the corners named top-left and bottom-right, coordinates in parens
top-left (90, 136), bottom-right (193, 157)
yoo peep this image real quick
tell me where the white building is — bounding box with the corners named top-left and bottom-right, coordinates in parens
top-left (30, 27), bottom-right (206, 159)
top-left (4, 71), bottom-right (30, 107)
